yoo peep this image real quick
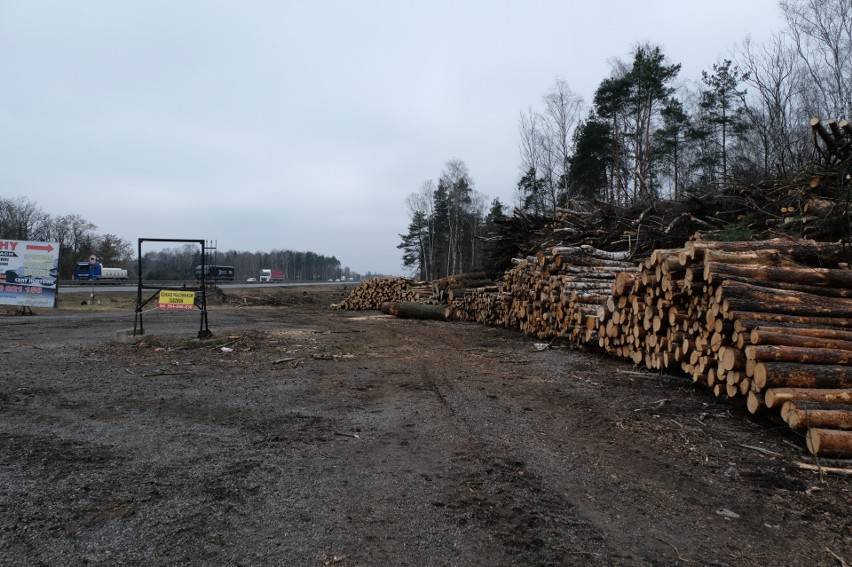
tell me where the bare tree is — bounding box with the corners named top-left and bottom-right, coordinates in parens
top-left (780, 0), bottom-right (852, 119)
top-left (516, 80), bottom-right (586, 214)
top-left (0, 197), bottom-right (50, 240)
top-left (542, 79), bottom-right (585, 206)
top-left (735, 33), bottom-right (809, 177)
top-left (45, 213), bottom-right (98, 277)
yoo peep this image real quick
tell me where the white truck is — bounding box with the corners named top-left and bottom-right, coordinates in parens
top-left (259, 268), bottom-right (284, 283)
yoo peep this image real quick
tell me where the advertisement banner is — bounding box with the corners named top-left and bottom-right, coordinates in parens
top-left (0, 239), bottom-right (59, 308)
top-left (158, 290), bottom-right (196, 310)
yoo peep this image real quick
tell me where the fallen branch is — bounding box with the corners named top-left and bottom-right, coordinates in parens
top-left (739, 444), bottom-right (783, 458)
top-left (794, 461), bottom-right (852, 475)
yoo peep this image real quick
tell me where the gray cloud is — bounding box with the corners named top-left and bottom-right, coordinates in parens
top-left (0, 0), bottom-right (782, 274)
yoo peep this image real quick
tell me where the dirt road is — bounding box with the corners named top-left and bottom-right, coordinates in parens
top-left (0, 286), bottom-right (849, 565)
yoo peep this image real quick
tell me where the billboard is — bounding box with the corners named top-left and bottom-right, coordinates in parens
top-left (0, 239), bottom-right (59, 308)
top-left (158, 290), bottom-right (196, 310)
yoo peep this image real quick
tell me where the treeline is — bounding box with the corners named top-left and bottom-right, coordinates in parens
top-left (0, 196), bottom-right (134, 279)
top-left (0, 196), bottom-right (354, 282)
top-left (519, 0), bottom-right (850, 210)
top-left (140, 246), bottom-right (351, 283)
top-left (400, 0), bottom-right (852, 278)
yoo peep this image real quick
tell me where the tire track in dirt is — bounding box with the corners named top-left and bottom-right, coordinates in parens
top-left (412, 346), bottom-right (612, 564)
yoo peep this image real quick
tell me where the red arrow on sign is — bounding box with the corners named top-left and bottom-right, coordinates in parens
top-left (26, 244), bottom-right (54, 253)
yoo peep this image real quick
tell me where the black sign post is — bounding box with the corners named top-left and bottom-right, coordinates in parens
top-left (133, 238), bottom-right (211, 339)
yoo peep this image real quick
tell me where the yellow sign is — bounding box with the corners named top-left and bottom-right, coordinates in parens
top-left (159, 290), bottom-right (196, 310)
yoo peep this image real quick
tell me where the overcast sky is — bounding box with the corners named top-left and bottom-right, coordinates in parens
top-left (0, 1), bottom-right (786, 275)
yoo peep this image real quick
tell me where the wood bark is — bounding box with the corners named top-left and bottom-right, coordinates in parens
top-left (686, 239), bottom-right (848, 265)
top-left (749, 328), bottom-right (852, 349)
top-left (381, 301), bottom-right (449, 321)
top-left (781, 401), bottom-right (852, 430)
top-left (706, 270), bottom-right (852, 298)
top-left (704, 261), bottom-right (852, 288)
top-left (753, 362), bottom-right (852, 390)
top-left (719, 280), bottom-right (852, 318)
top-left (729, 311), bottom-right (852, 329)
top-left (764, 387), bottom-right (852, 408)
top-left (806, 427), bottom-right (852, 457)
top-left (744, 344), bottom-right (852, 365)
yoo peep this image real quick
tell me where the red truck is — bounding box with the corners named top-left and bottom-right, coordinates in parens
top-left (259, 268), bottom-right (284, 283)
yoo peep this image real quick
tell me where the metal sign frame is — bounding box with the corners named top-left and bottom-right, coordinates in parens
top-left (133, 238), bottom-right (212, 338)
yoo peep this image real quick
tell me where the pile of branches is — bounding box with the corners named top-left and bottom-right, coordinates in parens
top-left (223, 288), bottom-right (321, 307)
top-left (482, 164), bottom-right (851, 277)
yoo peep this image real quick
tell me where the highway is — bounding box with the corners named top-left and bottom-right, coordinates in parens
top-left (58, 281), bottom-right (353, 293)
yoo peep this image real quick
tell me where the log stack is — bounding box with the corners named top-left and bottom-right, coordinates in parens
top-left (596, 238), bottom-right (852, 456)
top-left (331, 277), bottom-right (430, 310)
top-left (703, 242), bottom-right (852, 457)
top-left (431, 272), bottom-right (494, 305)
top-left (336, 239), bottom-right (852, 456)
top-left (449, 245), bottom-right (636, 343)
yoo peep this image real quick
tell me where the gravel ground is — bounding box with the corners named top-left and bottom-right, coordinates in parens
top-left (0, 286), bottom-right (849, 566)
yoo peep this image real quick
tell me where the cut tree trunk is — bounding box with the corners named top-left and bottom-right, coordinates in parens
top-left (728, 311), bottom-right (852, 329)
top-left (744, 344), bottom-right (852, 365)
top-left (806, 427), bottom-right (852, 457)
top-left (781, 401), bottom-right (852, 430)
top-left (764, 387), bottom-right (852, 408)
top-left (749, 328), bottom-right (852, 350)
top-left (381, 302), bottom-right (449, 321)
top-left (753, 362), bottom-right (852, 390)
top-left (719, 281), bottom-right (852, 318)
top-left (704, 261), bottom-right (852, 288)
top-left (686, 239), bottom-right (849, 265)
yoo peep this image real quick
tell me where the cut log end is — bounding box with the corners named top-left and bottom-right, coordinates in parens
top-left (806, 427), bottom-right (852, 458)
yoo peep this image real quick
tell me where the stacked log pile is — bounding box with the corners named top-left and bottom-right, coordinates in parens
top-left (595, 238), bottom-right (852, 457)
top-left (331, 277), bottom-right (431, 310)
top-left (431, 272), bottom-right (495, 305)
top-left (450, 245), bottom-right (635, 343)
top-left (336, 239), bottom-right (852, 456)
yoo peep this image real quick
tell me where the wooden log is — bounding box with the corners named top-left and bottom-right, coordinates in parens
top-left (705, 262), bottom-right (852, 295)
top-left (380, 301), bottom-right (449, 321)
top-left (764, 387), bottom-right (852, 408)
top-left (688, 239), bottom-right (850, 266)
top-left (613, 272), bottom-right (637, 295)
top-left (719, 280), bottom-right (852, 318)
top-left (812, 117), bottom-right (838, 150)
top-left (782, 401), bottom-right (852, 430)
top-left (550, 245), bottom-right (632, 261)
top-left (749, 329), bottom-right (852, 351)
top-left (730, 311), bottom-right (852, 329)
top-left (806, 427), bottom-right (852, 457)
top-left (712, 274), bottom-right (852, 299)
top-left (753, 362), bottom-right (852, 390)
top-left (745, 344), bottom-right (852, 365)
top-left (827, 118), bottom-right (844, 140)
top-left (718, 346), bottom-right (746, 372)
top-left (747, 390), bottom-right (764, 414)
top-left (703, 249), bottom-right (794, 267)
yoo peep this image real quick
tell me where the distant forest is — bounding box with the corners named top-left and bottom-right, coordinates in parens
top-left (0, 196), bottom-right (356, 282)
top-left (400, 0), bottom-right (852, 279)
top-left (140, 244), bottom-right (354, 283)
